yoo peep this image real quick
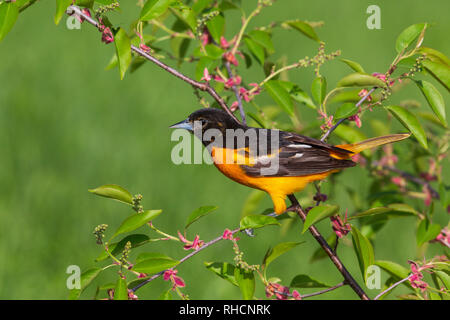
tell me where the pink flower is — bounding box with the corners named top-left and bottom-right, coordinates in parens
top-left (230, 101), bottom-right (239, 112)
top-left (313, 193), bottom-right (327, 203)
top-left (265, 283), bottom-right (290, 300)
top-left (163, 269), bottom-right (186, 289)
top-left (408, 261), bottom-right (430, 292)
top-left (330, 210), bottom-right (351, 238)
top-left (222, 228), bottom-right (239, 241)
top-left (220, 36), bottom-right (230, 49)
top-left (128, 290), bottom-right (138, 300)
top-left (372, 72), bottom-right (395, 86)
top-left (177, 231), bottom-right (204, 250)
top-left (358, 88), bottom-right (373, 102)
top-left (432, 227), bottom-right (450, 247)
top-left (200, 30), bottom-right (211, 46)
top-left (139, 43), bottom-right (151, 53)
top-left (348, 114), bottom-right (362, 128)
top-left (223, 51), bottom-right (239, 66)
top-left (239, 83), bottom-right (261, 103)
top-left (391, 176), bottom-right (406, 189)
top-left (101, 27), bottom-right (114, 44)
top-left (201, 68), bottom-right (212, 82)
top-left (138, 273), bottom-right (147, 278)
top-left (292, 290), bottom-right (302, 300)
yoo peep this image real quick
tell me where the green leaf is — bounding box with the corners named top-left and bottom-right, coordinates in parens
top-left (417, 219), bottom-right (441, 246)
top-left (88, 184), bottom-right (133, 205)
top-left (95, 234), bottom-right (150, 262)
top-left (334, 103), bottom-right (358, 119)
top-left (240, 214), bottom-right (279, 230)
top-left (395, 23), bottom-right (426, 53)
top-left (112, 210), bottom-right (162, 239)
top-left (265, 80), bottom-right (294, 116)
top-left (76, 0), bottom-right (94, 8)
top-left (140, 0), bottom-right (172, 21)
top-left (206, 14), bottom-right (224, 43)
top-left (340, 59), bottom-right (365, 73)
top-left (434, 270), bottom-right (450, 290)
top-left (302, 205), bottom-right (339, 233)
top-left (385, 105), bottom-right (428, 149)
top-left (286, 20), bottom-right (319, 42)
top-left (248, 30), bottom-right (274, 54)
top-left (55, 0), bottom-right (72, 25)
top-left (234, 268), bottom-right (255, 300)
top-left (0, 2), bottom-right (18, 41)
top-left (375, 260), bottom-right (410, 279)
top-left (419, 47), bottom-right (450, 66)
top-left (263, 242), bottom-right (304, 269)
top-left (244, 37), bottom-right (265, 65)
top-left (68, 267), bottom-right (103, 300)
top-left (204, 262), bottom-right (239, 286)
top-left (290, 86), bottom-right (317, 109)
top-left (311, 76), bottom-right (327, 105)
top-left (348, 207), bottom-right (392, 221)
top-left (114, 278), bottom-right (128, 300)
top-left (351, 226), bottom-right (375, 282)
top-left (290, 274), bottom-right (331, 288)
top-left (170, 4), bottom-right (197, 32)
top-left (114, 28), bottom-right (132, 80)
top-left (133, 257), bottom-right (179, 274)
top-left (136, 252), bottom-right (174, 264)
top-left (185, 205), bottom-right (218, 229)
top-left (423, 60), bottom-right (450, 92)
top-left (203, 44), bottom-right (224, 59)
top-left (337, 73), bottom-right (386, 88)
top-left (415, 80), bottom-right (446, 126)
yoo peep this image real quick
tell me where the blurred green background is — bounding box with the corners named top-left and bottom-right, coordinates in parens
top-left (0, 0), bottom-right (448, 299)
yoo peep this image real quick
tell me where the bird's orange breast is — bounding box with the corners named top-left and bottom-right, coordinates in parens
top-left (210, 147), bottom-right (333, 214)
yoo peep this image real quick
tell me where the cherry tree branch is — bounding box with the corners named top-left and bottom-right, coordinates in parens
top-left (374, 275), bottom-right (411, 300)
top-left (300, 281), bottom-right (347, 299)
top-left (131, 227), bottom-right (240, 292)
top-left (67, 5), bottom-right (240, 124)
top-left (224, 61), bottom-right (246, 125)
top-left (288, 194), bottom-right (370, 300)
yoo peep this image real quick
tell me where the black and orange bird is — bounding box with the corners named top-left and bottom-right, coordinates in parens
top-left (170, 108), bottom-right (410, 215)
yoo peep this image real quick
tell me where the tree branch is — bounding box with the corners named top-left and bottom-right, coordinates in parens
top-left (224, 61), bottom-right (246, 125)
top-left (300, 281), bottom-right (346, 299)
top-left (131, 227), bottom-right (240, 292)
top-left (288, 194), bottom-right (370, 300)
top-left (67, 5), bottom-right (241, 124)
top-left (374, 275), bottom-right (411, 300)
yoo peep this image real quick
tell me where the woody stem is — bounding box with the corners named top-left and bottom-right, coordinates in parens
top-left (288, 194), bottom-right (370, 300)
top-left (66, 5), bottom-right (240, 124)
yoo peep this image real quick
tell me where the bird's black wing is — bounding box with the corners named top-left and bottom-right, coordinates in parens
top-left (241, 129), bottom-right (356, 177)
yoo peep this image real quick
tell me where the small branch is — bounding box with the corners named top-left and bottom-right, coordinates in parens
top-left (131, 227), bottom-right (240, 292)
top-left (19, 0), bottom-right (39, 13)
top-left (288, 194), bottom-right (370, 300)
top-left (224, 61), bottom-right (246, 125)
top-left (320, 87), bottom-right (376, 141)
top-left (374, 275), bottom-right (411, 300)
top-left (66, 5), bottom-right (240, 124)
top-left (300, 281), bottom-right (346, 299)
top-left (372, 161), bottom-right (440, 199)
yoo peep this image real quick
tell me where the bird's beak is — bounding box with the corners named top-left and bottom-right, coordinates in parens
top-left (169, 118), bottom-right (193, 131)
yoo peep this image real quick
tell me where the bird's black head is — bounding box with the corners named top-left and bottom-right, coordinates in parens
top-left (169, 108), bottom-right (244, 144)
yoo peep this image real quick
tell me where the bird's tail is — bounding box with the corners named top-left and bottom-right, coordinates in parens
top-left (332, 133), bottom-right (410, 159)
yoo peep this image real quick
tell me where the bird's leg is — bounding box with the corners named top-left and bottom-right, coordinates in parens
top-left (265, 204), bottom-right (297, 217)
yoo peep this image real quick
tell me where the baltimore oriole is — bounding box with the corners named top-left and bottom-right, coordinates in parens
top-left (170, 108), bottom-right (410, 215)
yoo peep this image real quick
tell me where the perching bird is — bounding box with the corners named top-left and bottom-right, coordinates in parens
top-left (170, 108), bottom-right (410, 215)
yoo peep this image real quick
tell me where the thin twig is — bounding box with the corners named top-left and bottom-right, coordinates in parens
top-left (66, 5), bottom-right (240, 124)
top-left (224, 61), bottom-right (246, 125)
top-left (19, 0), bottom-right (39, 13)
top-left (300, 281), bottom-right (347, 299)
top-left (320, 87), bottom-right (376, 141)
top-left (131, 227), bottom-right (240, 292)
top-left (288, 194), bottom-right (370, 300)
top-left (374, 275), bottom-right (411, 300)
